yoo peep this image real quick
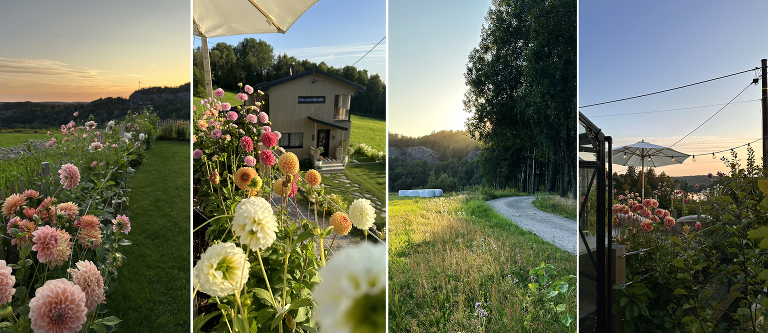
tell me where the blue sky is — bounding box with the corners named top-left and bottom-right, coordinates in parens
top-left (0, 0), bottom-right (189, 102)
top-left (193, 0), bottom-right (386, 81)
top-left (388, 0), bottom-right (492, 137)
top-left (580, 1), bottom-right (768, 176)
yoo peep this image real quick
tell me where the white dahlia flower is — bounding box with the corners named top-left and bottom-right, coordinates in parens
top-left (139, 133), bottom-right (145, 141)
top-left (313, 242), bottom-right (386, 333)
top-left (232, 197), bottom-right (278, 250)
top-left (349, 198), bottom-right (375, 230)
top-left (193, 242), bottom-right (250, 297)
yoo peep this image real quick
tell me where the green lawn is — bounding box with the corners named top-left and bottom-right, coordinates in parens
top-left (346, 162), bottom-right (386, 200)
top-left (109, 140), bottom-right (190, 332)
top-left (389, 194), bottom-right (576, 332)
top-left (0, 132), bottom-right (51, 147)
top-left (350, 114), bottom-right (385, 151)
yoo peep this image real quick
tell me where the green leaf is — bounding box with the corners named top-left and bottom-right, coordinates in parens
top-left (97, 316), bottom-right (122, 326)
top-left (673, 288), bottom-right (688, 295)
top-left (299, 325), bottom-right (318, 333)
top-left (295, 230), bottom-right (314, 244)
top-left (289, 297), bottom-right (314, 309)
top-left (254, 308), bottom-right (275, 326)
top-left (670, 236), bottom-right (682, 245)
top-left (620, 297), bottom-right (629, 306)
top-left (672, 258), bottom-right (685, 268)
top-left (758, 269), bottom-right (768, 280)
top-left (757, 179), bottom-right (768, 194)
top-left (251, 288), bottom-right (274, 306)
top-left (93, 323), bottom-right (107, 333)
top-left (560, 313), bottom-right (573, 326)
top-left (117, 239), bottom-right (132, 246)
top-left (748, 226), bottom-right (768, 239)
top-left (193, 312), bottom-right (220, 333)
top-left (555, 304), bottom-right (566, 312)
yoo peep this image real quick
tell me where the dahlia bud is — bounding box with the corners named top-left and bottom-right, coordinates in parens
top-left (209, 170), bottom-right (220, 184)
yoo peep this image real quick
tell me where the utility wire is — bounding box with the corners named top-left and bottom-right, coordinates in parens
top-left (579, 68), bottom-right (758, 109)
top-left (669, 82), bottom-right (755, 148)
top-left (589, 99), bottom-right (760, 118)
top-left (351, 36), bottom-right (385, 67)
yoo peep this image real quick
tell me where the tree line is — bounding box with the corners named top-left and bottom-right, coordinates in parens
top-left (388, 130), bottom-right (483, 192)
top-left (193, 38), bottom-right (385, 119)
top-left (0, 84), bottom-right (190, 129)
top-left (463, 0), bottom-right (576, 197)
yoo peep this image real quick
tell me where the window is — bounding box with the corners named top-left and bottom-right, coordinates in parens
top-left (279, 132), bottom-right (303, 149)
top-left (298, 96), bottom-right (325, 104)
top-left (333, 95), bottom-right (351, 120)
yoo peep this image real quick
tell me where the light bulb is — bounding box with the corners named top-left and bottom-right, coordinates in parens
top-left (623, 152), bottom-right (627, 159)
top-left (712, 153), bottom-right (716, 159)
top-left (647, 157), bottom-right (651, 162)
top-left (671, 156), bottom-right (675, 162)
top-left (692, 155), bottom-right (696, 162)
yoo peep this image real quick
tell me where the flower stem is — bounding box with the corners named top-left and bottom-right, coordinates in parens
top-left (256, 248), bottom-right (278, 309)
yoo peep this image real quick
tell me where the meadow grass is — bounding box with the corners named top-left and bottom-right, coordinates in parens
top-left (0, 132), bottom-right (49, 147)
top-left (389, 194), bottom-right (575, 332)
top-left (349, 114), bottom-right (385, 151)
top-left (108, 141), bottom-right (190, 332)
top-left (532, 194), bottom-right (577, 220)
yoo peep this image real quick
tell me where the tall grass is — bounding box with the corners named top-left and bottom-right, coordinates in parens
top-left (532, 194), bottom-right (577, 220)
top-left (389, 195), bottom-right (575, 332)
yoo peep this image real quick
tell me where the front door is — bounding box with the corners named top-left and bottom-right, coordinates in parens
top-left (317, 129), bottom-right (330, 157)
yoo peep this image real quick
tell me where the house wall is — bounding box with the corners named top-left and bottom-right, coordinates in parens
top-left (266, 73), bottom-right (356, 160)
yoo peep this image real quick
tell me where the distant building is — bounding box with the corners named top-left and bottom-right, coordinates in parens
top-left (257, 70), bottom-right (365, 170)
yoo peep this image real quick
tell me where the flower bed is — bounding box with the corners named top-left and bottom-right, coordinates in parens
top-left (608, 148), bottom-right (768, 332)
top-left (0, 109), bottom-right (157, 332)
top-left (192, 86), bottom-right (385, 332)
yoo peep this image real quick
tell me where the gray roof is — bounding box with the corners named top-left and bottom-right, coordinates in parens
top-left (256, 69), bottom-right (366, 93)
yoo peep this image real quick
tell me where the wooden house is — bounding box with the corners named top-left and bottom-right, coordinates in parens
top-left (256, 69), bottom-right (365, 172)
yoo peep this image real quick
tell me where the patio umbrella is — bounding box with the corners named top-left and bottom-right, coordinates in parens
top-left (610, 140), bottom-right (690, 199)
top-left (193, 0), bottom-right (319, 99)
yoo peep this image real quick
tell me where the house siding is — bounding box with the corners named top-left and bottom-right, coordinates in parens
top-left (266, 73), bottom-right (356, 160)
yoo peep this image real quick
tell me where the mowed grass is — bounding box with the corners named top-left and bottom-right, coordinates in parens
top-left (346, 162), bottom-right (386, 201)
top-left (0, 132), bottom-right (50, 147)
top-left (350, 114), bottom-right (385, 151)
top-left (389, 194), bottom-right (575, 332)
top-left (532, 194), bottom-right (577, 220)
top-left (108, 140), bottom-right (190, 332)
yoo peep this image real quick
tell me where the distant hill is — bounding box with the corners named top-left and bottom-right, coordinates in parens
top-left (0, 83), bottom-right (190, 129)
top-left (389, 130), bottom-right (479, 162)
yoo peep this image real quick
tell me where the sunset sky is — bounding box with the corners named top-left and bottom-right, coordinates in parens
top-left (580, 1), bottom-right (768, 176)
top-left (388, 0), bottom-right (491, 137)
top-left (0, 0), bottom-right (190, 102)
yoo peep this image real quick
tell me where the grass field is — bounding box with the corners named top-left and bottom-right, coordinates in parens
top-left (389, 194), bottom-right (576, 332)
top-left (532, 194), bottom-right (577, 220)
top-left (350, 114), bottom-right (385, 151)
top-left (109, 140), bottom-right (190, 332)
top-left (0, 132), bottom-right (50, 148)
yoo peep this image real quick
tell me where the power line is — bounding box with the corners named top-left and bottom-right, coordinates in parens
top-left (668, 81), bottom-right (755, 148)
top-left (589, 99), bottom-right (760, 118)
top-left (351, 36), bottom-right (385, 67)
top-left (579, 67), bottom-right (758, 109)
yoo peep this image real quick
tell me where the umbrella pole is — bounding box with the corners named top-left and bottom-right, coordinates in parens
top-left (202, 36), bottom-right (213, 101)
top-left (641, 156), bottom-right (645, 200)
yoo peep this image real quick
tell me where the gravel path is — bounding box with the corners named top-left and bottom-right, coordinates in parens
top-left (487, 196), bottom-right (577, 254)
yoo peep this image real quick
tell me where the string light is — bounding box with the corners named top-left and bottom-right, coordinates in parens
top-left (647, 157), bottom-right (651, 162)
top-left (692, 155), bottom-right (696, 162)
top-left (712, 153), bottom-right (716, 159)
top-left (671, 156), bottom-right (675, 162)
top-left (623, 152), bottom-right (627, 159)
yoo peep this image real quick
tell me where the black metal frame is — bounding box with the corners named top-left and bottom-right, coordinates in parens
top-left (579, 112), bottom-right (613, 332)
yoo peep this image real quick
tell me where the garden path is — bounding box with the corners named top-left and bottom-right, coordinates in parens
top-left (487, 196), bottom-right (576, 254)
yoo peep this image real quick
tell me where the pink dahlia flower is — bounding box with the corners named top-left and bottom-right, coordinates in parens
top-left (641, 220), bottom-right (653, 232)
top-left (695, 222), bottom-right (702, 230)
top-left (261, 132), bottom-right (278, 147)
top-left (0, 260), bottom-right (15, 305)
top-left (694, 184), bottom-right (700, 190)
top-left (227, 111), bottom-right (238, 121)
top-left (67, 121), bottom-right (75, 129)
top-left (246, 114), bottom-right (257, 123)
top-left (222, 102), bottom-right (231, 111)
top-left (76, 215), bottom-right (100, 229)
top-left (214, 88), bottom-right (225, 99)
top-left (56, 202), bottom-right (79, 220)
top-left (244, 85), bottom-right (254, 94)
top-left (73, 112), bottom-right (79, 117)
top-left (68, 261), bottom-right (105, 312)
top-left (273, 131), bottom-right (282, 140)
top-left (90, 161), bottom-right (97, 168)
top-left (59, 164), bottom-right (81, 190)
top-left (2, 193), bottom-right (27, 218)
top-left (77, 227), bottom-right (102, 250)
top-left (193, 149), bottom-right (203, 159)
top-left (23, 207), bottom-right (38, 219)
top-left (32, 225), bottom-right (60, 263)
top-left (664, 216), bottom-right (676, 230)
top-left (260, 149), bottom-right (276, 167)
top-left (236, 93), bottom-right (248, 102)
top-left (211, 129), bottom-right (222, 139)
top-left (244, 155), bottom-right (257, 167)
top-left (112, 215), bottom-right (131, 234)
top-left (262, 126), bottom-right (271, 132)
top-left (48, 230), bottom-right (72, 268)
top-left (258, 112), bottom-right (268, 123)
top-left (288, 177), bottom-right (298, 198)
top-left (240, 137), bottom-right (254, 152)
top-left (29, 279), bottom-right (88, 333)
top-left (707, 173), bottom-right (713, 179)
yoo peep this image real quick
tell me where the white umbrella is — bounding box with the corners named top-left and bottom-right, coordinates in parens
top-left (610, 140), bottom-right (690, 199)
top-left (193, 0), bottom-right (319, 99)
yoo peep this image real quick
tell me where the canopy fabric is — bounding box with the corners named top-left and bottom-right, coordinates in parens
top-left (610, 141), bottom-right (689, 168)
top-left (193, 0), bottom-right (318, 38)
top-left (609, 140), bottom-right (689, 199)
